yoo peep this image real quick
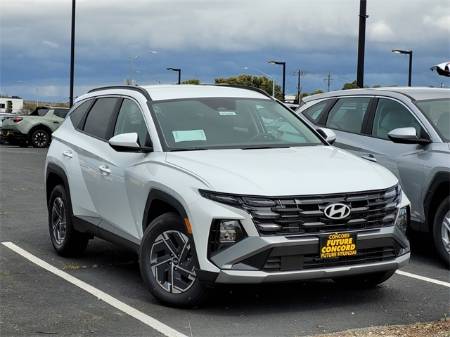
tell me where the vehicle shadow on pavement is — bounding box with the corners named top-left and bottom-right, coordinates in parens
top-left (64, 239), bottom-right (398, 313)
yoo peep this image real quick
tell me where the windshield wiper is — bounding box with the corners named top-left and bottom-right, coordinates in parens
top-left (170, 148), bottom-right (209, 152)
top-left (241, 145), bottom-right (291, 150)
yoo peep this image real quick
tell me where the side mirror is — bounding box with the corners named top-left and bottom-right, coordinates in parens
top-left (317, 127), bottom-right (336, 145)
top-left (109, 133), bottom-right (152, 153)
top-left (387, 127), bottom-right (431, 145)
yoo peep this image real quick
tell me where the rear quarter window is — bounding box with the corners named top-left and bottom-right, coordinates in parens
top-left (53, 109), bottom-right (69, 119)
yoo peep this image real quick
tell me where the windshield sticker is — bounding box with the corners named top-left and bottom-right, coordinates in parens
top-left (218, 111), bottom-right (237, 116)
top-left (172, 129), bottom-right (207, 142)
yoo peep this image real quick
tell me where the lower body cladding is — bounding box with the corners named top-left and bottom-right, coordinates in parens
top-left (205, 226), bottom-right (410, 284)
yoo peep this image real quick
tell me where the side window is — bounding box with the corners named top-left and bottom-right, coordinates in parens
top-left (53, 109), bottom-right (69, 118)
top-left (113, 99), bottom-right (149, 146)
top-left (372, 98), bottom-right (421, 140)
top-left (303, 100), bottom-right (329, 123)
top-left (70, 100), bottom-right (93, 129)
top-left (326, 97), bottom-right (370, 133)
top-left (83, 98), bottom-right (120, 140)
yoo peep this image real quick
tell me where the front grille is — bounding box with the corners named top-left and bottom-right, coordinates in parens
top-left (241, 186), bottom-right (400, 236)
top-left (262, 247), bottom-right (398, 272)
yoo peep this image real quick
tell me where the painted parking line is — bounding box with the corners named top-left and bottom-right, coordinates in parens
top-left (396, 270), bottom-right (450, 288)
top-left (1, 241), bottom-right (187, 337)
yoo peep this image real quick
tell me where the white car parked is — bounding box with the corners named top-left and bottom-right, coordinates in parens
top-left (45, 85), bottom-right (410, 306)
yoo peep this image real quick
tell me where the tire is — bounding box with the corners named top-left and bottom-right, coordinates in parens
top-left (333, 270), bottom-right (395, 288)
top-left (432, 197), bottom-right (450, 267)
top-left (30, 128), bottom-right (51, 148)
top-left (48, 185), bottom-right (89, 256)
top-left (139, 212), bottom-right (207, 307)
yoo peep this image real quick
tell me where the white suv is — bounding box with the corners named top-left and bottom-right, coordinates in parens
top-left (45, 85), bottom-right (411, 306)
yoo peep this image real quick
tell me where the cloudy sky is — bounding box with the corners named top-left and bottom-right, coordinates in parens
top-left (1, 0), bottom-right (449, 101)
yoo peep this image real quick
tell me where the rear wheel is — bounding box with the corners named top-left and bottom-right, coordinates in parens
top-left (432, 197), bottom-right (450, 266)
top-left (48, 185), bottom-right (89, 256)
top-left (333, 270), bottom-right (395, 288)
top-left (30, 128), bottom-right (50, 148)
top-left (139, 213), bottom-right (207, 307)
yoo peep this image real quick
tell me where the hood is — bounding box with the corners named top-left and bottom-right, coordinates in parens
top-left (165, 146), bottom-right (398, 196)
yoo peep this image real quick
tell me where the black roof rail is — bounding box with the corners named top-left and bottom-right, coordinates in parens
top-left (212, 84), bottom-right (273, 99)
top-left (88, 85), bottom-right (151, 100)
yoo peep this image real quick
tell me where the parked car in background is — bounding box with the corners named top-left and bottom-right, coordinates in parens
top-left (45, 84), bottom-right (410, 307)
top-left (0, 112), bottom-right (16, 144)
top-left (297, 87), bottom-right (450, 265)
top-left (1, 107), bottom-right (69, 147)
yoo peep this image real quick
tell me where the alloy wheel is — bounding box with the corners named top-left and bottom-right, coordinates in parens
top-left (442, 210), bottom-right (450, 255)
top-left (51, 197), bottom-right (67, 245)
top-left (150, 230), bottom-right (196, 294)
top-left (32, 130), bottom-right (49, 147)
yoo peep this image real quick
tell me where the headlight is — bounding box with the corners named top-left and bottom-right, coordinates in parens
top-left (395, 206), bottom-right (409, 233)
top-left (208, 220), bottom-right (246, 256)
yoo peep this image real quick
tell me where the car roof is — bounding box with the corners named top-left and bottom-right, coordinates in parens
top-left (85, 84), bottom-right (272, 102)
top-left (303, 87), bottom-right (450, 103)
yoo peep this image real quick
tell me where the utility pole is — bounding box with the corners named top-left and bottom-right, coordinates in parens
top-left (356, 0), bottom-right (368, 88)
top-left (69, 0), bottom-right (76, 107)
top-left (294, 70), bottom-right (304, 103)
top-left (324, 72), bottom-right (333, 92)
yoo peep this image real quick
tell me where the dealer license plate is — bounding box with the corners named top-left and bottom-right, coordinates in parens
top-left (320, 232), bottom-right (357, 259)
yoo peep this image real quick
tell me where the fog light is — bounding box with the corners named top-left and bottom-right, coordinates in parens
top-left (208, 220), bottom-right (246, 257)
top-left (395, 207), bottom-right (409, 233)
top-left (219, 220), bottom-right (243, 243)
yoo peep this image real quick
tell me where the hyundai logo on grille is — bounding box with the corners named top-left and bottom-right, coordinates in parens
top-left (324, 203), bottom-right (351, 220)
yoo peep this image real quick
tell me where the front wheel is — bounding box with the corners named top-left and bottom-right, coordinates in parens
top-left (139, 213), bottom-right (207, 307)
top-left (30, 128), bottom-right (50, 148)
top-left (48, 185), bottom-right (89, 256)
top-left (433, 197), bottom-right (450, 266)
top-left (333, 270), bottom-right (395, 288)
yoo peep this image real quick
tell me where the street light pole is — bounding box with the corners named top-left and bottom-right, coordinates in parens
top-left (392, 49), bottom-right (413, 86)
top-left (268, 60), bottom-right (286, 101)
top-left (356, 0), bottom-right (368, 88)
top-left (167, 68), bottom-right (181, 84)
top-left (69, 0), bottom-right (76, 107)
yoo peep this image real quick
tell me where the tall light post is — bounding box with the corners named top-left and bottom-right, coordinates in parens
top-left (356, 0), bottom-right (368, 88)
top-left (243, 66), bottom-right (275, 97)
top-left (167, 68), bottom-right (181, 84)
top-left (392, 49), bottom-right (413, 86)
top-left (69, 0), bottom-right (76, 107)
top-left (268, 60), bottom-right (286, 101)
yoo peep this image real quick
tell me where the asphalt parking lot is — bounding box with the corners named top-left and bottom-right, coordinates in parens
top-left (1, 145), bottom-right (449, 337)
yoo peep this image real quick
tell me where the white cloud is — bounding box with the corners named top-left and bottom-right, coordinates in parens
top-left (368, 21), bottom-right (394, 42)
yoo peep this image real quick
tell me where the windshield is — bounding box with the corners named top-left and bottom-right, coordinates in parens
top-left (150, 98), bottom-right (323, 150)
top-left (416, 98), bottom-right (450, 142)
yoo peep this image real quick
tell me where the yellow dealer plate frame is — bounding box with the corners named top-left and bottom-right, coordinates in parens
top-left (320, 232), bottom-right (357, 259)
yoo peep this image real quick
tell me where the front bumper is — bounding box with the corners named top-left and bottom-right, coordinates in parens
top-left (206, 226), bottom-right (410, 284)
top-left (215, 253), bottom-right (409, 283)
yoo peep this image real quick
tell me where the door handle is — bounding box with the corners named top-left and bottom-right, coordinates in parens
top-left (62, 150), bottom-right (73, 158)
top-left (361, 154), bottom-right (377, 162)
top-left (98, 165), bottom-right (111, 175)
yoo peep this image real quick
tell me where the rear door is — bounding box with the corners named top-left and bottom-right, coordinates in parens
top-left (322, 96), bottom-right (374, 159)
top-left (76, 97), bottom-right (122, 227)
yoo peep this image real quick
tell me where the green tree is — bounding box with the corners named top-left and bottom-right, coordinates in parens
top-left (214, 74), bottom-right (283, 100)
top-left (342, 80), bottom-right (358, 90)
top-left (181, 79), bottom-right (200, 85)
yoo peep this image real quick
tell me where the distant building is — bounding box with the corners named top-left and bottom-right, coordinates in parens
top-left (0, 96), bottom-right (23, 113)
